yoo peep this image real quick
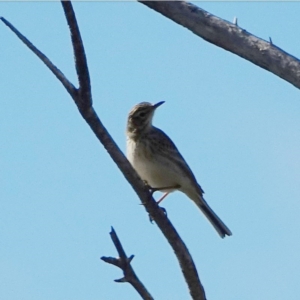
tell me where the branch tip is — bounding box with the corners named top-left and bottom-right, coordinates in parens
top-left (128, 255), bottom-right (135, 263)
top-left (115, 277), bottom-right (127, 283)
top-left (110, 226), bottom-right (116, 235)
top-left (233, 16), bottom-right (238, 26)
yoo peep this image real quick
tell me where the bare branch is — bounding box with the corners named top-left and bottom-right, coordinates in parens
top-left (1, 3), bottom-right (206, 299)
top-left (61, 1), bottom-right (92, 108)
top-left (101, 227), bottom-right (154, 300)
top-left (139, 1), bottom-right (300, 90)
top-left (0, 17), bottom-right (77, 99)
top-left (75, 106), bottom-right (207, 300)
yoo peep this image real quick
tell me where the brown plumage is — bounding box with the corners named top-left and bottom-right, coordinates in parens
top-left (126, 101), bottom-right (232, 238)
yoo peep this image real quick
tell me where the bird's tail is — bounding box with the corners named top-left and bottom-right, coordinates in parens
top-left (194, 196), bottom-right (232, 238)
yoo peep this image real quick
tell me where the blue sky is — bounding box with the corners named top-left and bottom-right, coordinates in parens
top-left (1, 2), bottom-right (300, 300)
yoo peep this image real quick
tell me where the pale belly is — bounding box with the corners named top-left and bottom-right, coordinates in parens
top-left (127, 138), bottom-right (189, 193)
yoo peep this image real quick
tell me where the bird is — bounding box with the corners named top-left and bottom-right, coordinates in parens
top-left (126, 101), bottom-right (232, 238)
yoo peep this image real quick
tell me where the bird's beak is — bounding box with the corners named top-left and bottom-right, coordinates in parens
top-left (153, 101), bottom-right (165, 109)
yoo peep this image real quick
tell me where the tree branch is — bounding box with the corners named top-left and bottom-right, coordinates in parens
top-left (101, 227), bottom-right (154, 300)
top-left (139, 1), bottom-right (300, 90)
top-left (71, 100), bottom-right (207, 300)
top-left (1, 2), bottom-right (206, 299)
top-left (0, 17), bottom-right (77, 99)
top-left (61, 1), bottom-right (92, 108)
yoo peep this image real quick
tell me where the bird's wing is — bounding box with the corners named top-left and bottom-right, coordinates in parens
top-left (150, 127), bottom-right (205, 195)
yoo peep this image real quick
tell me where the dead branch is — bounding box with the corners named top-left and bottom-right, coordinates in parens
top-left (101, 227), bottom-right (154, 300)
top-left (139, 1), bottom-right (300, 90)
top-left (0, 1), bottom-right (206, 299)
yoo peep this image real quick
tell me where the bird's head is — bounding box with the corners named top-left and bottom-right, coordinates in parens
top-left (126, 101), bottom-right (165, 137)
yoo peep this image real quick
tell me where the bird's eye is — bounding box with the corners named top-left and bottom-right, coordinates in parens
top-left (139, 112), bottom-right (146, 118)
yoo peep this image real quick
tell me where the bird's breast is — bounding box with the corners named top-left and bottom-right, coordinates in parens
top-left (126, 137), bottom-right (183, 191)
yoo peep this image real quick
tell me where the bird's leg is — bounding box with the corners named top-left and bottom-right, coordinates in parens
top-left (142, 181), bottom-right (180, 222)
top-left (148, 184), bottom-right (181, 204)
top-left (156, 192), bottom-right (170, 204)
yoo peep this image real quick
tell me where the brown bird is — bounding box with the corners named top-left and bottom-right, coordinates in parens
top-left (126, 101), bottom-right (232, 238)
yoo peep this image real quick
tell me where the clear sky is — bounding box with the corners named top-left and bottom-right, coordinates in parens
top-left (1, 2), bottom-right (300, 300)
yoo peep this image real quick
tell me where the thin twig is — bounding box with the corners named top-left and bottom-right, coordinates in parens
top-left (139, 1), bottom-right (300, 90)
top-left (0, 17), bottom-right (77, 98)
top-left (101, 227), bottom-right (154, 300)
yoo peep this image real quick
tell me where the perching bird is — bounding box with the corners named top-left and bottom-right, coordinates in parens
top-left (126, 101), bottom-right (232, 238)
